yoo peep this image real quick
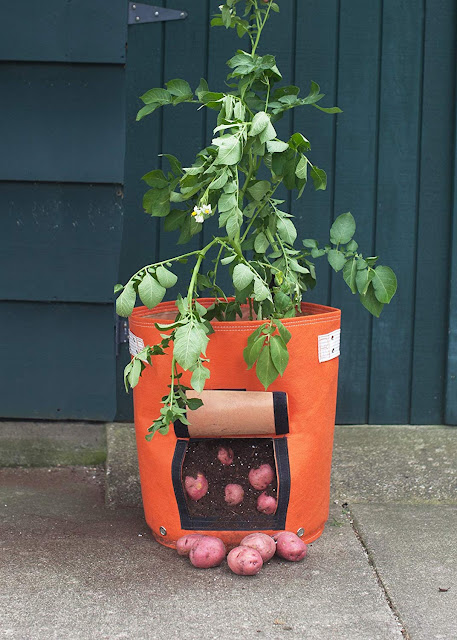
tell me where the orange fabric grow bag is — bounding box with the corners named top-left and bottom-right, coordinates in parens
top-left (129, 299), bottom-right (341, 549)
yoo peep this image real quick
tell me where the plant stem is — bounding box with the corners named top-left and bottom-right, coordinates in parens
top-left (126, 249), bottom-right (202, 285)
top-left (251, 0), bottom-right (273, 55)
top-left (187, 238), bottom-right (219, 310)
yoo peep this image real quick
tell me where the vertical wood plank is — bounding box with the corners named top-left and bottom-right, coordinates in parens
top-left (293, 0), bottom-right (340, 306)
top-left (369, 0), bottom-right (424, 423)
top-left (411, 0), bottom-right (457, 424)
top-left (117, 3), bottom-right (166, 420)
top-left (158, 0), bottom-right (211, 299)
top-left (331, 1), bottom-right (382, 423)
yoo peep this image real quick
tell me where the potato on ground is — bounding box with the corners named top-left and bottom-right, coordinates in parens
top-left (248, 463), bottom-right (274, 490)
top-left (184, 472), bottom-right (208, 501)
top-left (256, 491), bottom-right (277, 515)
top-left (240, 532), bottom-right (276, 562)
top-left (176, 534), bottom-right (204, 556)
top-left (227, 546), bottom-right (263, 575)
top-left (217, 446), bottom-right (234, 465)
top-left (274, 531), bottom-right (308, 562)
top-left (224, 483), bottom-right (244, 506)
top-left (189, 536), bottom-right (226, 569)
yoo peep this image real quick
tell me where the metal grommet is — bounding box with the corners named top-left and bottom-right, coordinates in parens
top-left (159, 526), bottom-right (167, 536)
top-left (154, 10), bottom-right (159, 15)
top-left (297, 527), bottom-right (305, 537)
top-left (135, 15), bottom-right (140, 21)
top-left (132, 3), bottom-right (136, 8)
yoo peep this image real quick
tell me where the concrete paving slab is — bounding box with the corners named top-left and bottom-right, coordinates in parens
top-left (0, 421), bottom-right (106, 467)
top-left (0, 468), bottom-right (403, 640)
top-left (105, 423), bottom-right (142, 508)
top-left (351, 503), bottom-right (457, 640)
top-left (332, 425), bottom-right (457, 504)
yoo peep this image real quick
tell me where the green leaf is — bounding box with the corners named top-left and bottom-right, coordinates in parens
top-left (302, 81), bottom-right (324, 105)
top-left (116, 283), bottom-right (136, 317)
top-left (213, 134), bottom-right (242, 165)
top-left (303, 238), bottom-right (318, 249)
top-left (160, 153), bottom-right (182, 176)
top-left (249, 111), bottom-right (270, 137)
top-left (174, 323), bottom-right (208, 370)
top-left (143, 188), bottom-right (170, 217)
top-left (259, 120), bottom-right (277, 143)
top-left (356, 268), bottom-right (374, 295)
top-left (136, 103), bottom-right (160, 121)
top-left (256, 345), bottom-right (279, 390)
top-left (266, 140), bottom-right (289, 153)
top-left (114, 283), bottom-right (124, 294)
top-left (128, 358), bottom-right (143, 389)
top-left (327, 249), bottom-right (346, 272)
top-left (218, 191), bottom-right (238, 212)
top-left (288, 132), bottom-right (311, 152)
top-left (372, 266), bottom-right (397, 303)
top-left (155, 265), bottom-right (178, 288)
top-left (312, 104), bottom-right (342, 114)
top-left (248, 180), bottom-right (270, 201)
top-left (277, 217), bottom-right (297, 245)
top-left (187, 397), bottom-right (204, 411)
top-left (330, 212), bottom-right (356, 245)
top-left (343, 258), bottom-right (357, 294)
top-left (164, 209), bottom-right (187, 232)
top-left (166, 79), bottom-right (192, 99)
top-left (269, 335), bottom-right (289, 376)
top-left (226, 210), bottom-right (241, 240)
top-left (275, 319), bottom-right (292, 344)
top-left (138, 273), bottom-right (166, 309)
top-left (310, 165), bottom-right (327, 191)
top-left (142, 170), bottom-right (169, 188)
top-left (274, 290), bottom-right (291, 312)
top-left (195, 78), bottom-right (208, 100)
top-left (221, 255), bottom-right (236, 265)
top-left (209, 171), bottom-right (229, 190)
top-left (190, 363), bottom-right (210, 393)
top-left (243, 334), bottom-right (266, 369)
top-left (295, 156), bottom-right (308, 180)
top-left (233, 263), bottom-right (254, 290)
top-left (253, 277), bottom-right (270, 301)
top-left (254, 231), bottom-right (269, 253)
top-left (140, 87), bottom-right (172, 105)
top-left (360, 282), bottom-right (384, 317)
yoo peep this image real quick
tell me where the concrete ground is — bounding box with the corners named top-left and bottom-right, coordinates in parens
top-left (0, 424), bottom-right (456, 640)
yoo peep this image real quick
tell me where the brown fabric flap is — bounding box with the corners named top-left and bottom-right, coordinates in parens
top-left (186, 390), bottom-right (277, 437)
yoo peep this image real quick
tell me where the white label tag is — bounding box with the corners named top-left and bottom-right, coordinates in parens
top-left (128, 331), bottom-right (145, 356)
top-left (318, 329), bottom-right (341, 362)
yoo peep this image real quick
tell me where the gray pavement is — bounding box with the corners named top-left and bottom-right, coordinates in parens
top-left (0, 424), bottom-right (456, 639)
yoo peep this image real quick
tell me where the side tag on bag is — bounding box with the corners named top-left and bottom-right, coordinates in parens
top-left (318, 329), bottom-right (341, 363)
top-left (129, 330), bottom-right (145, 356)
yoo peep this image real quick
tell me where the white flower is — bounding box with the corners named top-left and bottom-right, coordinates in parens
top-left (192, 206), bottom-right (202, 217)
top-left (194, 213), bottom-right (204, 223)
top-left (201, 204), bottom-right (212, 216)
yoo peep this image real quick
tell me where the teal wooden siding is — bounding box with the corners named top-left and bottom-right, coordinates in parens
top-left (1, 1), bottom-right (455, 425)
top-left (0, 1), bottom-right (126, 420)
top-left (120, 1), bottom-right (457, 425)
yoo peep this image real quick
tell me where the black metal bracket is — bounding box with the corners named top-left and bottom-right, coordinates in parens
top-left (115, 315), bottom-right (129, 356)
top-left (128, 3), bottom-right (188, 24)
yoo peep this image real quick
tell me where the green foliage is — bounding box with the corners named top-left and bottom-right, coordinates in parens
top-left (116, 0), bottom-right (398, 440)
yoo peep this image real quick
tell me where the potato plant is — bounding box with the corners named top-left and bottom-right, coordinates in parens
top-left (116, 0), bottom-right (397, 440)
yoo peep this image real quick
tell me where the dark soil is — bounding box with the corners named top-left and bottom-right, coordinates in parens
top-left (181, 438), bottom-right (278, 527)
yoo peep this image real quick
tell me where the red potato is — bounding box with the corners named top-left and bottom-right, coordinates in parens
top-left (176, 534), bottom-right (204, 556)
top-left (217, 446), bottom-right (234, 465)
top-left (224, 483), bottom-right (244, 506)
top-left (256, 492), bottom-right (277, 515)
top-left (189, 535), bottom-right (226, 569)
top-left (184, 472), bottom-right (208, 501)
top-left (248, 463), bottom-right (274, 490)
top-left (274, 531), bottom-right (308, 562)
top-left (227, 546), bottom-right (263, 575)
top-left (240, 533), bottom-right (276, 562)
